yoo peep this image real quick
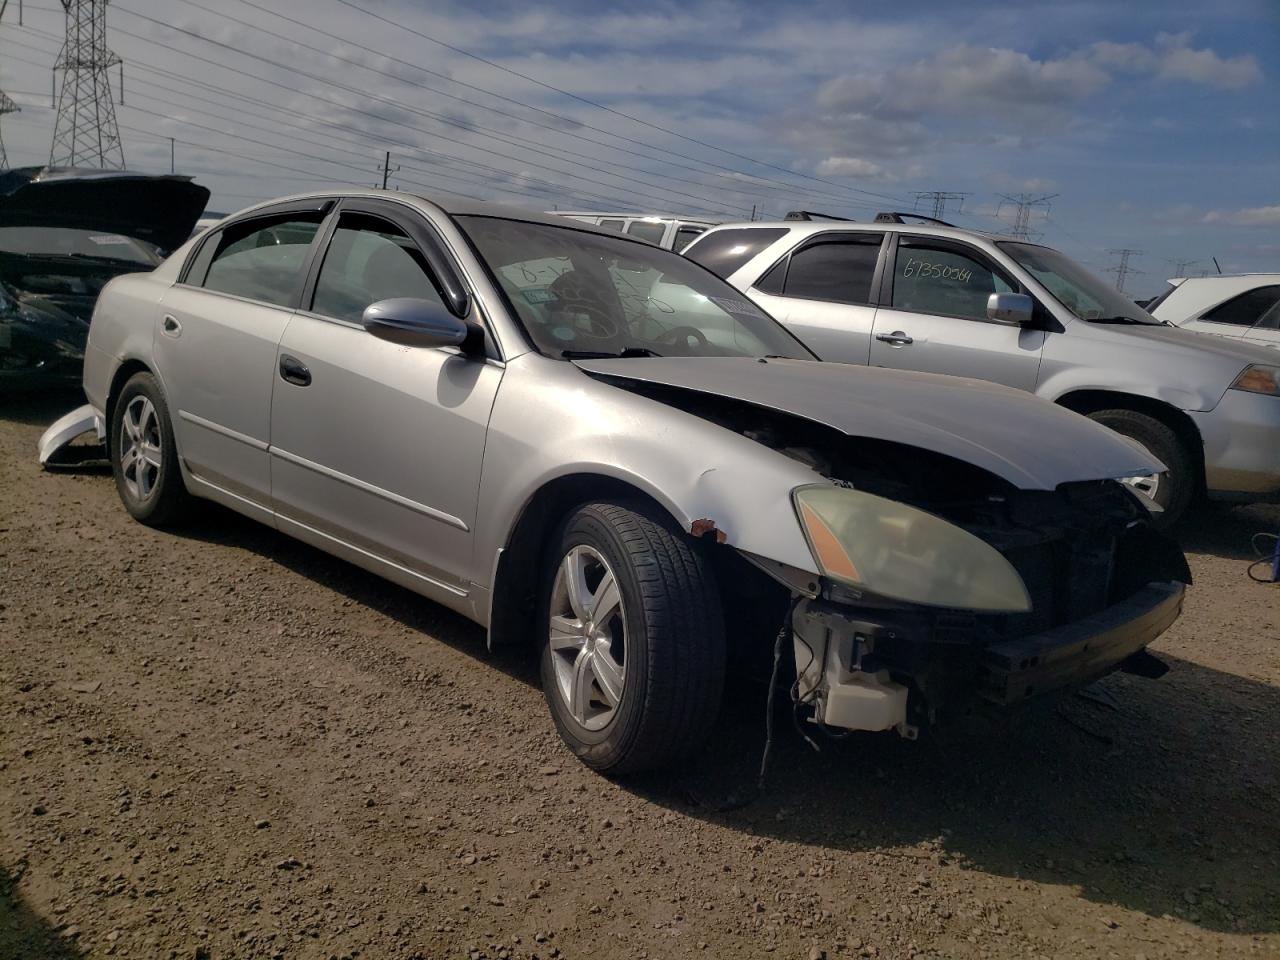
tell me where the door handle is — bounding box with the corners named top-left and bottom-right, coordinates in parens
top-left (161, 314), bottom-right (182, 338)
top-left (875, 330), bottom-right (914, 347)
top-left (279, 354), bottom-right (312, 387)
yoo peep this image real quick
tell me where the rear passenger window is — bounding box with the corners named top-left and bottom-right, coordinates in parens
top-left (1202, 286), bottom-right (1280, 326)
top-left (198, 215), bottom-right (323, 307)
top-left (683, 228), bottom-right (788, 278)
top-left (625, 220), bottom-right (667, 245)
top-left (782, 237), bottom-right (881, 304)
top-left (891, 242), bottom-right (1015, 321)
top-left (310, 213), bottom-right (445, 323)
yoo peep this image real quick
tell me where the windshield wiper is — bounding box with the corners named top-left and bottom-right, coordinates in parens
top-left (561, 347), bottom-right (663, 359)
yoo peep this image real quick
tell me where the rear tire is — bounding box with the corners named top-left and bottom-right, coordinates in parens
top-left (109, 372), bottom-right (192, 527)
top-left (1087, 408), bottom-right (1194, 528)
top-left (537, 500), bottom-right (726, 774)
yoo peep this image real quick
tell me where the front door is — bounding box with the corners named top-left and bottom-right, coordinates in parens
top-left (154, 208), bottom-right (327, 509)
top-left (869, 236), bottom-right (1045, 392)
top-left (268, 201), bottom-right (502, 598)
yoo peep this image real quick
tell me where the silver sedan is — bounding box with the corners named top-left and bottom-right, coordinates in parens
top-left (80, 191), bottom-right (1190, 772)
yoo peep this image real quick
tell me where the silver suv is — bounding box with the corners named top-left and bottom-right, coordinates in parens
top-left (684, 214), bottom-right (1280, 523)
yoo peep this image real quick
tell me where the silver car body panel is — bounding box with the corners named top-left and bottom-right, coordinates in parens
top-left (700, 221), bottom-right (1280, 498)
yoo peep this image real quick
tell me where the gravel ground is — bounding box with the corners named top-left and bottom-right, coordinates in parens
top-left (2, 390), bottom-right (1279, 960)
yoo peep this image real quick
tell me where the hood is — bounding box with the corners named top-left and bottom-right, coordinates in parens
top-left (1078, 319), bottom-right (1280, 368)
top-left (0, 167), bottom-right (210, 254)
top-left (574, 357), bottom-right (1164, 491)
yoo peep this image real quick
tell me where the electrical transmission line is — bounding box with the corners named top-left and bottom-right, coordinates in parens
top-left (996, 193), bottom-right (1057, 239)
top-left (50, 0), bottom-right (125, 168)
top-left (913, 191), bottom-right (968, 220)
top-left (1107, 248), bottom-right (1144, 293)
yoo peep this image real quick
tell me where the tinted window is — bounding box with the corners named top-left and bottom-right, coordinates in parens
top-left (200, 215), bottom-right (323, 307)
top-left (457, 215), bottom-right (812, 361)
top-left (310, 213), bottom-right (444, 323)
top-left (598, 218), bottom-right (624, 232)
top-left (625, 220), bottom-right (667, 245)
top-left (893, 242), bottom-right (1015, 321)
top-left (674, 226), bottom-right (705, 252)
top-left (683, 228), bottom-right (788, 278)
top-left (783, 237), bottom-right (881, 304)
top-left (1202, 286), bottom-right (1280, 326)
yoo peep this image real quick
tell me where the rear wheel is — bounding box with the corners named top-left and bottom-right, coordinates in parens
top-left (110, 372), bottom-right (192, 527)
top-left (1087, 408), bottom-right (1195, 528)
top-left (538, 501), bottom-right (726, 774)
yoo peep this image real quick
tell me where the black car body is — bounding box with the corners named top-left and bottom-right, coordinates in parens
top-left (0, 167), bottom-right (209, 391)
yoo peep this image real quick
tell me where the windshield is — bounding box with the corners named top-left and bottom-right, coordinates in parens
top-left (456, 215), bottom-right (814, 360)
top-left (0, 227), bottom-right (161, 266)
top-left (998, 241), bottom-right (1161, 324)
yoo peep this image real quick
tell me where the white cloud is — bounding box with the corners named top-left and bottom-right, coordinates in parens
top-left (815, 156), bottom-right (884, 178)
top-left (1203, 205), bottom-right (1280, 227)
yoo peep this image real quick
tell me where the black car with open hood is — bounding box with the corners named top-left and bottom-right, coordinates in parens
top-left (0, 167), bottom-right (210, 391)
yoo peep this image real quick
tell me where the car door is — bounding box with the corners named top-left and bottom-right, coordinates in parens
top-left (268, 198), bottom-right (502, 599)
top-left (869, 235), bottom-right (1046, 391)
top-left (154, 202), bottom-right (329, 512)
top-left (745, 232), bottom-right (885, 364)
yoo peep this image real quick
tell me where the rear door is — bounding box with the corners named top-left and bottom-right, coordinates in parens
top-left (155, 202), bottom-right (329, 511)
top-left (268, 198), bottom-right (502, 598)
top-left (745, 231), bottom-right (885, 363)
top-left (869, 235), bottom-right (1045, 391)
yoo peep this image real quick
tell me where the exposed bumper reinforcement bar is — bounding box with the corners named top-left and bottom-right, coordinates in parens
top-left (981, 581), bottom-right (1185, 705)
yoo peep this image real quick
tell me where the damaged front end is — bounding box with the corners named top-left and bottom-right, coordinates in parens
top-left (789, 480), bottom-right (1189, 738)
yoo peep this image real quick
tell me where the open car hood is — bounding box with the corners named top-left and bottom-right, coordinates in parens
top-left (574, 356), bottom-right (1165, 491)
top-left (0, 167), bottom-right (210, 254)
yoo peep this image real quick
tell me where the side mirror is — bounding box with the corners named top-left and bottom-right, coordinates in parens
top-left (987, 292), bottom-right (1034, 326)
top-left (362, 298), bottom-right (469, 349)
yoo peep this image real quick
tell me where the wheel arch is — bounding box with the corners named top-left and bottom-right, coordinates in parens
top-left (1055, 388), bottom-right (1205, 489)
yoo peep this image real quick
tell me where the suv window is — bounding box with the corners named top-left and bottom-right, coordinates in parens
top-left (892, 241), bottom-right (1015, 321)
top-left (310, 212), bottom-right (445, 323)
top-left (199, 214), bottom-right (323, 307)
top-left (625, 220), bottom-right (667, 245)
top-left (674, 225), bottom-right (705, 252)
top-left (1202, 285), bottom-right (1280, 326)
top-left (683, 228), bottom-right (788, 278)
top-left (782, 236), bottom-right (881, 304)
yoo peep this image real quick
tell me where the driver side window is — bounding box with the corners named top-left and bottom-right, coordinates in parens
top-left (310, 212), bottom-right (446, 323)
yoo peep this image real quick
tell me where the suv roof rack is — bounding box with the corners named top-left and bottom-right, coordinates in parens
top-left (783, 210), bottom-right (854, 222)
top-left (873, 211), bottom-right (956, 227)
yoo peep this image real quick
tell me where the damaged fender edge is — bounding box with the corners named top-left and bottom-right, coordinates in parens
top-left (38, 403), bottom-right (105, 468)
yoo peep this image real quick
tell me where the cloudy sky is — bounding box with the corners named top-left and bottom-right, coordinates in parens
top-left (2, 0), bottom-right (1277, 295)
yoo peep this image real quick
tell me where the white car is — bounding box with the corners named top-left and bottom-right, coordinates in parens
top-left (1148, 275), bottom-right (1280, 352)
top-left (552, 212), bottom-right (716, 251)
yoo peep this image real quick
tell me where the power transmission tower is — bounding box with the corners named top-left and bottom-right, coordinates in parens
top-left (1106, 248), bottom-right (1144, 293)
top-left (913, 191), bottom-right (968, 220)
top-left (0, 0), bottom-right (21, 169)
top-left (996, 193), bottom-right (1057, 239)
top-left (50, 0), bottom-right (125, 169)
top-left (0, 91), bottom-right (16, 170)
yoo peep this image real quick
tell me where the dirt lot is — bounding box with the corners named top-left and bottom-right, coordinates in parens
top-left (2, 391), bottom-right (1278, 960)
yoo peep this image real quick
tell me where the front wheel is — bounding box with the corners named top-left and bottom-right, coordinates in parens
top-left (538, 501), bottom-right (726, 774)
top-left (1088, 408), bottom-right (1195, 528)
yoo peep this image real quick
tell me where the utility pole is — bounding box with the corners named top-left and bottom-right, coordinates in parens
top-left (996, 193), bottom-right (1057, 239)
top-left (50, 0), bottom-right (125, 169)
top-left (0, 91), bottom-right (17, 170)
top-left (377, 150), bottom-right (399, 189)
top-left (913, 191), bottom-right (968, 220)
top-left (0, 0), bottom-right (21, 169)
top-left (1106, 248), bottom-right (1144, 293)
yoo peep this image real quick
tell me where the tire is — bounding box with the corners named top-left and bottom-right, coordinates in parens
top-left (1087, 408), bottom-right (1195, 528)
top-left (537, 500), bottom-right (726, 774)
top-left (109, 371), bottom-right (192, 527)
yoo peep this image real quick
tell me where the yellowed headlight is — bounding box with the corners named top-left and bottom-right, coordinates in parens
top-left (793, 485), bottom-right (1031, 612)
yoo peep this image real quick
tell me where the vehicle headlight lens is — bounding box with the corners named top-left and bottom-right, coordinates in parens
top-left (793, 485), bottom-right (1031, 612)
top-left (1231, 364), bottom-right (1280, 397)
